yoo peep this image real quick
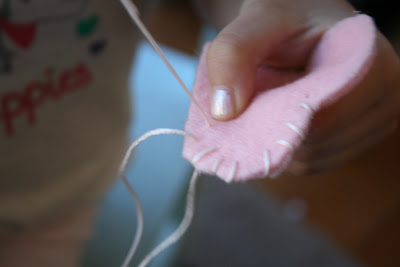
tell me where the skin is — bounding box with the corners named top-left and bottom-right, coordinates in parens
top-left (197, 0), bottom-right (400, 175)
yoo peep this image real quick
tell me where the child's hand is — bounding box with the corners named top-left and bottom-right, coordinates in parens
top-left (289, 32), bottom-right (400, 175)
top-left (205, 0), bottom-right (400, 174)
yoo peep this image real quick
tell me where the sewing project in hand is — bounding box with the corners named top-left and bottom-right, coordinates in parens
top-left (183, 14), bottom-right (376, 182)
top-left (119, 0), bottom-right (377, 265)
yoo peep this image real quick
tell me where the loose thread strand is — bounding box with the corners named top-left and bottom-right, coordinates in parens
top-left (120, 0), bottom-right (211, 127)
top-left (117, 128), bottom-right (197, 267)
top-left (120, 175), bottom-right (144, 267)
top-left (138, 170), bottom-right (199, 267)
top-left (119, 128), bottom-right (191, 176)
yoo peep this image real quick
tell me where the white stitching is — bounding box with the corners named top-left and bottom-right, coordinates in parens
top-left (263, 149), bottom-right (270, 178)
top-left (276, 140), bottom-right (294, 151)
top-left (226, 161), bottom-right (238, 183)
top-left (212, 158), bottom-right (223, 173)
top-left (300, 103), bottom-right (313, 113)
top-left (285, 122), bottom-right (305, 139)
top-left (192, 147), bottom-right (218, 163)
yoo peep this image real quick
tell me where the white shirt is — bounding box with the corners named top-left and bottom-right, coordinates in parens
top-left (0, 0), bottom-right (145, 230)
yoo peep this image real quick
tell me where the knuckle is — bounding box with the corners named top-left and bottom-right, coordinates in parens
top-left (288, 160), bottom-right (313, 176)
top-left (211, 33), bottom-right (248, 58)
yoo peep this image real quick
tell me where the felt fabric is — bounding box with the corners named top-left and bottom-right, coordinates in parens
top-left (183, 15), bottom-right (376, 182)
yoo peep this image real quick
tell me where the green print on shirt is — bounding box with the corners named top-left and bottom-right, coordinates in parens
top-left (76, 14), bottom-right (99, 37)
top-left (0, 0), bottom-right (102, 75)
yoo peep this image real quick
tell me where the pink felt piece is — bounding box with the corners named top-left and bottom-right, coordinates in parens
top-left (182, 15), bottom-right (377, 182)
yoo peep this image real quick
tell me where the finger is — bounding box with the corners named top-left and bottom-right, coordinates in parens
top-left (295, 93), bottom-right (399, 161)
top-left (289, 119), bottom-right (398, 175)
top-left (308, 33), bottom-right (400, 141)
top-left (207, 1), bottom-right (316, 120)
top-left (296, 117), bottom-right (395, 163)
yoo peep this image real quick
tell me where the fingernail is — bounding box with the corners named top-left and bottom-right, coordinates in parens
top-left (211, 86), bottom-right (235, 120)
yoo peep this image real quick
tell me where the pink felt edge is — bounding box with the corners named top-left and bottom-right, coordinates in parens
top-left (182, 15), bottom-right (377, 182)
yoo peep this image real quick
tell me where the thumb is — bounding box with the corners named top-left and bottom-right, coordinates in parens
top-left (207, 1), bottom-right (314, 120)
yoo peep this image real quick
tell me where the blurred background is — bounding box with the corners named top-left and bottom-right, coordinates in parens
top-left (83, 0), bottom-right (400, 266)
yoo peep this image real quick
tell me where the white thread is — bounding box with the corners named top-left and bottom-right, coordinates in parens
top-left (119, 128), bottom-right (192, 176)
top-left (120, 175), bottom-right (144, 267)
top-left (263, 149), bottom-right (270, 178)
top-left (138, 170), bottom-right (199, 267)
top-left (276, 139), bottom-right (294, 151)
top-left (192, 147), bottom-right (218, 163)
top-left (285, 122), bottom-right (305, 139)
top-left (300, 103), bottom-right (313, 113)
top-left (226, 161), bottom-right (238, 183)
top-left (118, 128), bottom-right (196, 267)
top-left (212, 158), bottom-right (223, 173)
top-left (120, 0), bottom-right (211, 126)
